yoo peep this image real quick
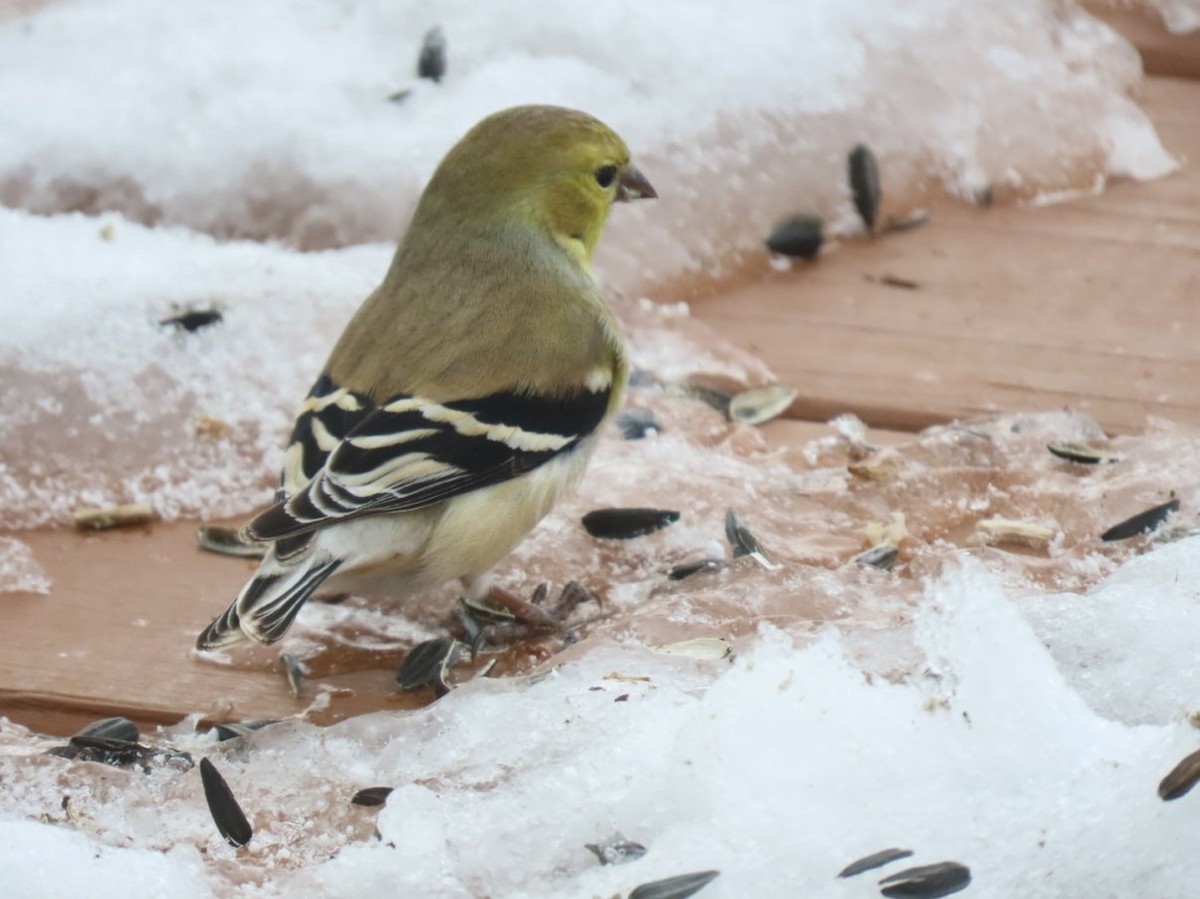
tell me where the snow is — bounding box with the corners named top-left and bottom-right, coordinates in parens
top-left (0, 0), bottom-right (1195, 896)
top-left (5, 549), bottom-right (1200, 897)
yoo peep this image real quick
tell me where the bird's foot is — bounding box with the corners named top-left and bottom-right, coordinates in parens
top-left (456, 581), bottom-right (600, 651)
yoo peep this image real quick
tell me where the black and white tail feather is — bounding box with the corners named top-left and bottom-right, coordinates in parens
top-left (195, 372), bottom-right (611, 650)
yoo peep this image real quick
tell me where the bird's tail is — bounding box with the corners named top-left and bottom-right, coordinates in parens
top-left (196, 553), bottom-right (342, 650)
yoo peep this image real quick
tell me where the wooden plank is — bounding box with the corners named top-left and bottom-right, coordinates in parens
top-left (1083, 4), bottom-right (1200, 80)
top-left (687, 77), bottom-right (1200, 435)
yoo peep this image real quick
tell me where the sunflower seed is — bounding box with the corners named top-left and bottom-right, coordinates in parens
top-left (396, 637), bottom-right (465, 697)
top-left (975, 518), bottom-right (1055, 549)
top-left (617, 408), bottom-right (662, 440)
top-left (1047, 441), bottom-right (1120, 465)
top-left (667, 558), bottom-right (724, 580)
top-left (765, 213), bottom-right (823, 259)
top-left (884, 210), bottom-right (929, 233)
top-left (73, 716), bottom-right (139, 743)
top-left (854, 544), bottom-right (899, 571)
top-left (651, 638), bottom-right (732, 660)
top-left (838, 847), bottom-right (913, 878)
top-left (351, 786), bottom-right (395, 807)
top-left (72, 503), bottom-right (156, 531)
top-left (848, 144), bottom-right (881, 234)
top-left (585, 835), bottom-right (647, 865)
top-left (879, 862), bottom-right (971, 898)
top-left (212, 720), bottom-right (278, 742)
top-left (281, 653), bottom-right (304, 698)
top-left (1159, 748), bottom-right (1200, 800)
top-left (417, 26), bottom-right (447, 82)
top-left (728, 385), bottom-right (797, 426)
top-left (196, 525), bottom-right (267, 558)
top-left (582, 508), bottom-right (680, 540)
top-left (199, 758), bottom-right (253, 848)
top-left (629, 870), bottom-right (720, 899)
top-left (1101, 499), bottom-right (1180, 542)
top-left (160, 308), bottom-right (223, 333)
top-left (725, 509), bottom-right (779, 570)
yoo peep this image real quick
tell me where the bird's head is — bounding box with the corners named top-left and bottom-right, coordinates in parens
top-left (419, 105), bottom-right (656, 267)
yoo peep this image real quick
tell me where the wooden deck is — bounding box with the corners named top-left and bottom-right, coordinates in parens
top-left (2, 12), bottom-right (1198, 736)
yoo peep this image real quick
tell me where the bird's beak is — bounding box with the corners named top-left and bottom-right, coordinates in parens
top-left (616, 165), bottom-right (657, 202)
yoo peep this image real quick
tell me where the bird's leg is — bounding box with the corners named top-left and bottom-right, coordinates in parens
top-left (455, 575), bottom-right (602, 651)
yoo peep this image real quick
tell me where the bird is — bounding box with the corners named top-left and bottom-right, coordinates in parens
top-left (196, 105), bottom-right (657, 650)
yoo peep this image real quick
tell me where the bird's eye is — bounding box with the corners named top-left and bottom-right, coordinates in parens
top-left (595, 165), bottom-right (617, 188)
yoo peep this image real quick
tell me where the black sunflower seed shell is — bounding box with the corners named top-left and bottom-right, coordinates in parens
top-left (765, 213), bottom-right (823, 259)
top-left (585, 836), bottom-right (647, 865)
top-left (417, 26), bottom-right (447, 82)
top-left (1159, 748), bottom-right (1200, 800)
top-left (668, 559), bottom-right (723, 581)
top-left (854, 545), bottom-right (899, 571)
top-left (1100, 498), bottom-right (1180, 542)
top-left (199, 758), bottom-right (253, 848)
top-left (724, 509), bottom-right (764, 558)
top-left (838, 847), bottom-right (913, 878)
top-left (211, 720), bottom-right (278, 742)
top-left (629, 869), bottom-right (720, 899)
top-left (396, 637), bottom-right (462, 695)
top-left (617, 408), bottom-right (662, 440)
top-left (73, 716), bottom-right (139, 743)
top-left (848, 144), bottom-right (881, 234)
top-left (582, 508), bottom-right (680, 540)
top-left (160, 308), bottom-right (223, 333)
top-left (351, 786), bottom-right (395, 807)
top-left (879, 861), bottom-right (971, 898)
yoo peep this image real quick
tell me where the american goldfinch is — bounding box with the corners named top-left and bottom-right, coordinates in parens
top-left (197, 105), bottom-right (656, 649)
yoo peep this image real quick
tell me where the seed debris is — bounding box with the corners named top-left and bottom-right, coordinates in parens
top-left (585, 834), bottom-right (647, 865)
top-left (838, 847), bottom-right (913, 878)
top-left (854, 544), bottom-right (899, 571)
top-left (160, 307), bottom-right (223, 333)
top-left (212, 720), bottom-right (278, 742)
top-left (617, 407), bottom-right (662, 440)
top-left (1047, 441), bottom-right (1120, 465)
top-left (582, 508), bottom-right (680, 540)
top-left (73, 503), bottom-right (156, 531)
top-left (73, 716), bottom-right (139, 743)
top-left (975, 517), bottom-right (1055, 549)
top-left (848, 144), bottom-right (881, 234)
top-left (199, 758), bottom-right (253, 848)
top-left (879, 861), bottom-right (971, 898)
top-left (629, 870), bottom-right (720, 899)
top-left (351, 786), bottom-right (395, 807)
top-left (196, 525), bottom-right (266, 558)
top-left (396, 637), bottom-right (465, 697)
top-left (728, 385), bottom-right (797, 426)
top-left (417, 26), bottom-right (447, 81)
top-left (1101, 498), bottom-right (1180, 542)
top-left (281, 652), bottom-right (304, 698)
top-left (765, 213), bottom-right (823, 259)
top-left (667, 558), bottom-right (723, 581)
top-left (1159, 748), bottom-right (1200, 800)
top-left (725, 509), bottom-right (779, 570)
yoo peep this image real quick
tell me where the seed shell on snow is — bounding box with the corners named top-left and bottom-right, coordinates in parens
top-left (1046, 441), bottom-right (1121, 465)
top-left (629, 869), bottom-right (720, 899)
top-left (617, 407), bottom-right (662, 440)
top-left (395, 637), bottom-right (465, 697)
top-left (196, 525), bottom-right (267, 558)
top-left (728, 385), bottom-right (798, 426)
top-left (725, 509), bottom-right (779, 570)
top-left (667, 558), bottom-right (724, 581)
top-left (1158, 748), bottom-right (1200, 801)
top-left (838, 847), bottom-right (914, 878)
top-left (878, 861), bottom-right (971, 898)
top-left (582, 508), bottom-right (680, 540)
top-left (765, 213), bottom-right (823, 259)
top-left (211, 720), bottom-right (278, 742)
top-left (848, 143), bottom-right (882, 234)
top-left (417, 25), bottom-right (447, 82)
top-left (854, 544), bottom-right (899, 571)
top-left (73, 716), bottom-right (139, 743)
top-left (651, 637), bottom-right (732, 660)
top-left (975, 517), bottom-right (1055, 549)
top-left (584, 834), bottom-right (647, 865)
top-left (199, 758), bottom-right (253, 848)
top-left (159, 307), bottom-right (223, 333)
top-left (351, 786), bottom-right (395, 808)
top-left (1100, 498), bottom-right (1181, 542)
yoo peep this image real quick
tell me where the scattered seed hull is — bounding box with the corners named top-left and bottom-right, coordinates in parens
top-left (1046, 441), bottom-right (1120, 465)
top-left (617, 407), bottom-right (662, 440)
top-left (629, 869), bottom-right (720, 899)
top-left (160, 308), bottom-right (223, 332)
top-left (976, 517), bottom-right (1055, 549)
top-left (1101, 499), bottom-right (1180, 542)
top-left (72, 503), bottom-right (155, 531)
top-left (652, 637), bottom-right (732, 660)
top-left (351, 786), bottom-right (395, 807)
top-left (281, 652), bottom-right (304, 698)
top-left (73, 716), bottom-right (139, 743)
top-left (838, 847), bottom-right (914, 878)
top-left (212, 720), bottom-right (278, 742)
top-left (667, 558), bottom-right (723, 580)
top-left (582, 508), bottom-right (680, 539)
top-left (848, 144), bottom-right (881, 234)
top-left (1159, 748), bottom-right (1200, 800)
top-left (854, 545), bottom-right (899, 571)
top-left (584, 835), bottom-right (647, 865)
top-left (417, 26), bottom-right (447, 82)
top-left (199, 758), bottom-right (253, 848)
top-left (196, 525), bottom-right (267, 558)
top-left (395, 637), bottom-right (464, 696)
top-left (765, 213), bottom-right (823, 259)
top-left (728, 385), bottom-right (797, 426)
top-left (879, 861), bottom-right (971, 898)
